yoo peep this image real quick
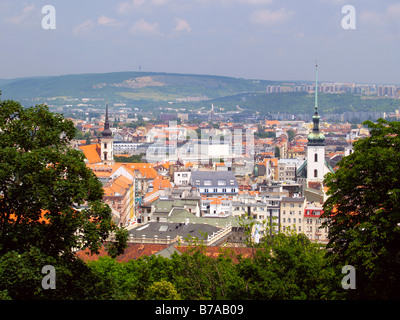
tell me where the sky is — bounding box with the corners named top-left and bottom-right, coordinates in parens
top-left (0, 0), bottom-right (399, 84)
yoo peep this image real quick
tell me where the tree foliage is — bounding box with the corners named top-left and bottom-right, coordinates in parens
top-left (84, 231), bottom-right (344, 301)
top-left (323, 119), bottom-right (400, 299)
top-left (0, 98), bottom-right (127, 258)
top-left (0, 96), bottom-right (128, 299)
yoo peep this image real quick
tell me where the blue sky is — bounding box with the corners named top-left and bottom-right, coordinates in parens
top-left (0, 0), bottom-right (399, 84)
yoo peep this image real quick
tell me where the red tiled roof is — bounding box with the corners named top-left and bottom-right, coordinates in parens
top-left (76, 243), bottom-right (257, 263)
top-left (176, 246), bottom-right (256, 264)
top-left (76, 243), bottom-right (169, 262)
top-left (79, 143), bottom-right (101, 164)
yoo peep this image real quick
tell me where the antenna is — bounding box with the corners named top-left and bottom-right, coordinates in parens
top-left (314, 60), bottom-right (318, 114)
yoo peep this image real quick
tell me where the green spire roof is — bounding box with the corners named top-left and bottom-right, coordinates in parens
top-left (307, 62), bottom-right (325, 146)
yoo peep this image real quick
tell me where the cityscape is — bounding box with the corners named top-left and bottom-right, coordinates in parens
top-left (0, 0), bottom-right (399, 308)
top-left (72, 65), bottom-right (357, 246)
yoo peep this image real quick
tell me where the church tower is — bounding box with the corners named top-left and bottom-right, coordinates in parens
top-left (306, 63), bottom-right (326, 182)
top-left (100, 103), bottom-right (114, 165)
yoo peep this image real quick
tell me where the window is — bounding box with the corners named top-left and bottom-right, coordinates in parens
top-left (204, 180), bottom-right (212, 186)
top-left (218, 180), bottom-right (226, 186)
top-left (204, 189), bottom-right (209, 193)
top-left (293, 218), bottom-right (296, 223)
top-left (283, 218), bottom-right (286, 223)
top-left (314, 169), bottom-right (318, 178)
top-left (104, 143), bottom-right (107, 149)
top-left (314, 153), bottom-right (318, 162)
top-left (103, 152), bottom-right (107, 160)
top-left (231, 188), bottom-right (236, 193)
top-left (213, 188), bottom-right (218, 193)
top-left (222, 188), bottom-right (227, 193)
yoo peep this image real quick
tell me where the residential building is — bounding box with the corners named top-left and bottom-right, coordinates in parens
top-left (190, 170), bottom-right (239, 196)
top-left (277, 158), bottom-right (304, 182)
top-left (303, 202), bottom-right (329, 243)
top-left (174, 171), bottom-right (191, 186)
top-left (280, 196), bottom-right (306, 234)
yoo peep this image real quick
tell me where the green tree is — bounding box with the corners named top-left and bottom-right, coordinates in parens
top-left (145, 279), bottom-right (181, 300)
top-left (0, 246), bottom-right (121, 300)
top-left (232, 232), bottom-right (343, 300)
top-left (274, 146), bottom-right (280, 158)
top-left (0, 97), bottom-right (127, 259)
top-left (287, 129), bottom-right (295, 142)
top-left (323, 119), bottom-right (400, 299)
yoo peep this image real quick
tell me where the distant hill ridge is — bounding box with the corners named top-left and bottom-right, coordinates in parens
top-left (0, 71), bottom-right (277, 101)
top-left (0, 71), bottom-right (399, 116)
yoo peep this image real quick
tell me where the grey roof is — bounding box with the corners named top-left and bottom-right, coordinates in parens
top-left (166, 210), bottom-right (247, 228)
top-left (281, 196), bottom-right (305, 202)
top-left (153, 199), bottom-right (175, 214)
top-left (153, 244), bottom-right (181, 258)
top-left (129, 222), bottom-right (220, 241)
top-left (232, 202), bottom-right (268, 207)
top-left (152, 198), bottom-right (199, 215)
top-left (190, 170), bottom-right (239, 187)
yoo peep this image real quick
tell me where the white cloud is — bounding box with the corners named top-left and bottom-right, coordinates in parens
top-left (358, 11), bottom-right (385, 27)
top-left (387, 3), bottom-right (400, 20)
top-left (174, 18), bottom-right (191, 32)
top-left (97, 15), bottom-right (119, 27)
top-left (73, 20), bottom-right (95, 35)
top-left (129, 18), bottom-right (162, 36)
top-left (7, 3), bottom-right (35, 25)
top-left (250, 8), bottom-right (294, 25)
top-left (359, 4), bottom-right (400, 27)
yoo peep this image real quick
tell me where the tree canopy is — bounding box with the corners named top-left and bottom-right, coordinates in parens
top-left (323, 118), bottom-right (400, 299)
top-left (0, 96), bottom-right (127, 260)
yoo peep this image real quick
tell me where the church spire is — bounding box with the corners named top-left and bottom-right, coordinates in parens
top-left (102, 101), bottom-right (112, 138)
top-left (314, 61), bottom-right (318, 115)
top-left (307, 62), bottom-right (325, 146)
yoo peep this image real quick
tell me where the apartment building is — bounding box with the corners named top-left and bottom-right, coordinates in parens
top-left (277, 158), bottom-right (305, 182)
top-left (190, 170), bottom-right (239, 196)
top-left (280, 196), bottom-right (306, 233)
top-left (303, 202), bottom-right (329, 243)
